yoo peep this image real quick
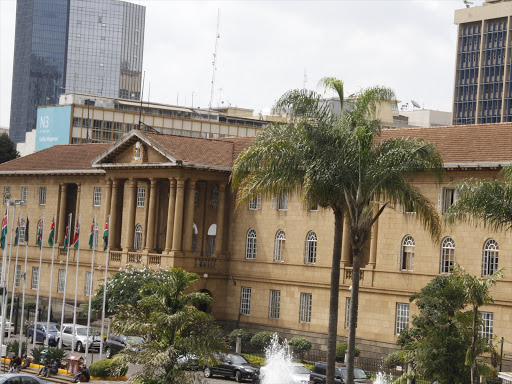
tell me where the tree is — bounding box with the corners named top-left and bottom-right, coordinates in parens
top-left (112, 267), bottom-right (226, 383)
top-left (231, 78), bottom-right (444, 384)
top-left (0, 133), bottom-right (19, 164)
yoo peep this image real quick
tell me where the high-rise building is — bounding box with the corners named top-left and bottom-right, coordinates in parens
top-left (9, 0), bottom-right (145, 143)
top-left (453, 0), bottom-right (512, 125)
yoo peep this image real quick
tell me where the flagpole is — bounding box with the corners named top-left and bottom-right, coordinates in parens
top-left (99, 214), bottom-right (110, 360)
top-left (45, 213), bottom-right (57, 347)
top-left (58, 213), bottom-right (72, 349)
top-left (3, 201), bottom-right (17, 344)
top-left (85, 214), bottom-right (96, 364)
top-left (71, 214), bottom-right (81, 353)
top-left (32, 213), bottom-right (45, 353)
top-left (0, 201), bottom-right (11, 355)
top-left (19, 213), bottom-right (29, 357)
top-left (8, 212), bottom-right (22, 343)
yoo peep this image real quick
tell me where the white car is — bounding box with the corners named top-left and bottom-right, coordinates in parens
top-left (58, 323), bottom-right (101, 352)
top-left (0, 317), bottom-right (14, 337)
top-left (260, 362), bottom-right (311, 384)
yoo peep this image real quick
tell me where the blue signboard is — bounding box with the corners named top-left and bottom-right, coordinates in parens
top-left (35, 106), bottom-right (72, 151)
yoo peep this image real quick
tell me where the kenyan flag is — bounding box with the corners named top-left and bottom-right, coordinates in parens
top-left (72, 221), bottom-right (80, 250)
top-left (1, 212), bottom-right (8, 250)
top-left (89, 222), bottom-right (95, 249)
top-left (36, 220), bottom-right (43, 249)
top-left (14, 219), bottom-right (19, 247)
top-left (103, 221), bottom-right (109, 251)
top-left (48, 218), bottom-right (55, 247)
top-left (62, 226), bottom-right (70, 251)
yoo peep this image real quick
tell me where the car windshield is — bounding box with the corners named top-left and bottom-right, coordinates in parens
top-left (229, 355), bottom-right (250, 365)
top-left (339, 368), bottom-right (368, 379)
top-left (0, 375), bottom-right (15, 384)
top-left (47, 324), bottom-right (59, 332)
top-left (76, 328), bottom-right (99, 336)
top-left (289, 365), bottom-right (310, 374)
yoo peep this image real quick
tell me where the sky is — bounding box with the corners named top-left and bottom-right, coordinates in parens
top-left (0, 0), bottom-right (486, 128)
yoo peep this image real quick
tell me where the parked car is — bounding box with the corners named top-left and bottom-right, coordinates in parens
top-left (0, 373), bottom-right (51, 383)
top-left (258, 362), bottom-right (311, 384)
top-left (27, 322), bottom-right (59, 346)
top-left (177, 353), bottom-right (202, 371)
top-left (203, 353), bottom-right (260, 382)
top-left (309, 362), bottom-right (373, 384)
top-left (0, 317), bottom-right (14, 337)
top-left (58, 323), bottom-right (100, 352)
top-left (104, 333), bottom-right (145, 358)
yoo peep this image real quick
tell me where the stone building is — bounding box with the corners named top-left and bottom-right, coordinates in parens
top-left (0, 124), bottom-right (511, 365)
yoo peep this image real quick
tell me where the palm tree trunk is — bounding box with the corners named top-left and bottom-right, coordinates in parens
top-left (470, 307), bottom-right (478, 384)
top-left (346, 246), bottom-right (361, 384)
top-left (326, 210), bottom-right (344, 384)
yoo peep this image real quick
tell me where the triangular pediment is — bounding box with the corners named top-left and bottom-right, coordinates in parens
top-left (92, 130), bottom-right (177, 168)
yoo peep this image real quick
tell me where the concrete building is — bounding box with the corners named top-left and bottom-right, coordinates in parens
top-left (400, 109), bottom-right (453, 127)
top-left (0, 124), bottom-right (511, 369)
top-left (9, 0), bottom-right (145, 143)
top-left (453, 0), bottom-right (512, 125)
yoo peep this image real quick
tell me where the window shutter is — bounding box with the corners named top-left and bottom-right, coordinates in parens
top-left (437, 188), bottom-right (443, 213)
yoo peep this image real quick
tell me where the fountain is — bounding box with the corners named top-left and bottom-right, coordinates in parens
top-left (259, 333), bottom-right (295, 384)
top-left (373, 371), bottom-right (393, 384)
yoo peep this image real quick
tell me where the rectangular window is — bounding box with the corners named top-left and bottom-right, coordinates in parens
top-left (240, 287), bottom-right (251, 316)
top-left (137, 187), bottom-right (146, 207)
top-left (3, 187), bottom-right (10, 204)
top-left (14, 265), bottom-right (21, 287)
top-left (479, 312), bottom-right (493, 341)
top-left (21, 186), bottom-right (28, 204)
top-left (308, 198), bottom-right (318, 211)
top-left (39, 187), bottom-right (46, 205)
top-left (57, 269), bottom-right (66, 293)
top-left (248, 194), bottom-right (261, 210)
top-left (299, 293), bottom-right (312, 323)
top-left (32, 266), bottom-right (39, 289)
top-left (345, 298), bottom-right (351, 329)
top-left (84, 271), bottom-right (93, 296)
top-left (269, 289), bottom-right (281, 319)
top-left (440, 188), bottom-right (459, 213)
top-left (396, 303), bottom-right (410, 335)
top-left (93, 187), bottom-right (101, 206)
top-left (277, 191), bottom-right (288, 210)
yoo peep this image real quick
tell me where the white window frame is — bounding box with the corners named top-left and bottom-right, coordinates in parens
top-left (395, 303), bottom-right (410, 335)
top-left (245, 229), bottom-right (257, 260)
top-left (269, 289), bottom-right (281, 319)
top-left (84, 271), bottom-right (93, 296)
top-left (93, 187), bottom-right (101, 206)
top-left (206, 224), bottom-right (217, 257)
top-left (240, 287), bottom-right (251, 316)
top-left (248, 194), bottom-right (262, 210)
top-left (21, 186), bottom-right (28, 204)
top-left (274, 230), bottom-right (286, 262)
top-left (299, 293), bottom-right (312, 323)
top-left (345, 297), bottom-right (351, 329)
top-left (440, 237), bottom-right (455, 274)
top-left (14, 265), bottom-right (21, 287)
top-left (211, 186), bottom-right (219, 209)
top-left (137, 187), bottom-right (146, 208)
top-left (57, 269), bottom-right (66, 293)
top-left (482, 239), bottom-right (499, 276)
top-left (400, 235), bottom-right (414, 271)
top-left (3, 187), bottom-right (10, 204)
top-left (32, 266), bottom-right (39, 290)
top-left (19, 219), bottom-right (26, 243)
top-left (479, 311), bottom-right (494, 341)
top-left (134, 224), bottom-right (143, 251)
top-left (305, 231), bottom-right (317, 264)
top-left (39, 187), bottom-right (47, 205)
top-left (92, 222), bottom-right (99, 249)
top-left (277, 191), bottom-right (288, 211)
top-left (439, 187), bottom-right (459, 214)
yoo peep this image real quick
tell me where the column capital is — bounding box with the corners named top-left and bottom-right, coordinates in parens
top-left (149, 178), bottom-right (158, 186)
top-left (168, 178), bottom-right (177, 186)
top-left (218, 182), bottom-right (227, 191)
top-left (176, 178), bottom-right (186, 188)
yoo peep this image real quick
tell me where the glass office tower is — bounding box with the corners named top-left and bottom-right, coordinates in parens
top-left (9, 0), bottom-right (145, 143)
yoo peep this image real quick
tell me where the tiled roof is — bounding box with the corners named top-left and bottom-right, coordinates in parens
top-left (0, 143), bottom-right (111, 173)
top-left (379, 123), bottom-right (512, 165)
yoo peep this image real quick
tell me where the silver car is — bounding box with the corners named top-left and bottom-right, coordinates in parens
top-left (58, 323), bottom-right (100, 352)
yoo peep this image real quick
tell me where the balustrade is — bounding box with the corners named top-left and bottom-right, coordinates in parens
top-left (128, 252), bottom-right (143, 264)
top-left (148, 255), bottom-right (161, 266)
top-left (344, 268), bottom-right (364, 282)
top-left (110, 252), bottom-right (122, 263)
top-left (195, 258), bottom-right (216, 269)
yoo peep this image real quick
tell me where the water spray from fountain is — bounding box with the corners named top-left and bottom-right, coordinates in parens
top-left (260, 333), bottom-right (295, 384)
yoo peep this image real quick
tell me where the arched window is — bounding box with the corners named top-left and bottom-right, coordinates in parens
top-left (211, 186), bottom-right (219, 209)
top-left (19, 219), bottom-right (26, 243)
top-left (274, 230), bottom-right (286, 262)
top-left (245, 229), bottom-right (257, 260)
top-left (206, 224), bottom-right (217, 257)
top-left (482, 239), bottom-right (498, 276)
top-left (440, 237), bottom-right (455, 273)
top-left (192, 224), bottom-right (198, 253)
top-left (304, 231), bottom-right (317, 264)
top-left (134, 224), bottom-right (143, 251)
top-left (400, 235), bottom-right (414, 271)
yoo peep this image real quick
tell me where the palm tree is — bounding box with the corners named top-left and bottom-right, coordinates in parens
top-left (452, 265), bottom-right (504, 384)
top-left (112, 268), bottom-right (226, 383)
top-left (231, 78), bottom-right (444, 384)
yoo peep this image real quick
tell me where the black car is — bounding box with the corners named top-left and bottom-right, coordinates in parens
top-left (309, 362), bottom-right (373, 383)
top-left (104, 333), bottom-right (145, 358)
top-left (203, 353), bottom-right (260, 382)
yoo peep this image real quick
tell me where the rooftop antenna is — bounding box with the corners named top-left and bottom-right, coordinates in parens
top-left (411, 100), bottom-right (421, 110)
top-left (209, 9), bottom-right (221, 111)
top-left (139, 71), bottom-right (145, 130)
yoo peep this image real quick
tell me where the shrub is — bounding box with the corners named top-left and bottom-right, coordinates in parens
top-left (229, 329), bottom-right (252, 344)
top-left (335, 342), bottom-right (360, 362)
top-left (384, 351), bottom-right (403, 369)
top-left (289, 337), bottom-right (312, 362)
top-left (46, 347), bottom-right (67, 366)
top-left (250, 331), bottom-right (274, 346)
top-left (6, 340), bottom-right (27, 357)
top-left (32, 346), bottom-right (46, 364)
top-left (89, 358), bottom-right (128, 378)
top-left (242, 354), bottom-right (265, 366)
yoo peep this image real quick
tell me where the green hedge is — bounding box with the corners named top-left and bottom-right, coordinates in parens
top-left (229, 328), bottom-right (252, 344)
top-left (89, 358), bottom-right (128, 378)
top-left (335, 342), bottom-right (360, 362)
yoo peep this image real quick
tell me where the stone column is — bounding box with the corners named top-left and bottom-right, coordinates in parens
top-left (145, 178), bottom-right (158, 252)
top-left (75, 183), bottom-right (81, 215)
top-left (171, 179), bottom-right (186, 252)
top-left (123, 178), bottom-right (137, 251)
top-left (110, 179), bottom-right (119, 249)
top-left (369, 204), bottom-right (379, 268)
top-left (215, 183), bottom-right (227, 254)
top-left (183, 179), bottom-right (197, 252)
top-left (164, 179), bottom-right (176, 253)
top-left (57, 183), bottom-right (67, 244)
top-left (103, 179), bottom-right (112, 231)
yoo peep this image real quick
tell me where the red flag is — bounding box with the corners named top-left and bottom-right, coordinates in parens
top-left (72, 221), bottom-right (80, 249)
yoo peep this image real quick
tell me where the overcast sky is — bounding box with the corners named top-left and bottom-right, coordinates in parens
top-left (0, 0), bottom-right (486, 128)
